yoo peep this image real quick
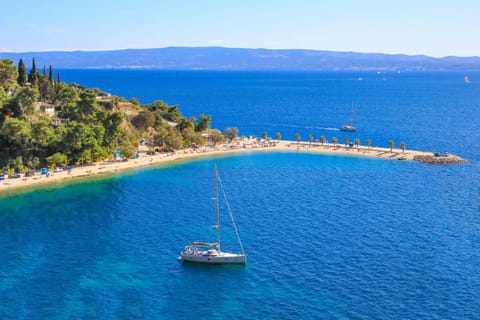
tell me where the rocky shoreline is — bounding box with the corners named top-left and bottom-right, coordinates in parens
top-left (413, 153), bottom-right (466, 164)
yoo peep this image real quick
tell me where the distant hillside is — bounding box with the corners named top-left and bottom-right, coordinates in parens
top-left (1, 47), bottom-right (479, 71)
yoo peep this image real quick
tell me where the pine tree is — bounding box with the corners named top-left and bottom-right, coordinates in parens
top-left (17, 58), bottom-right (27, 86)
top-left (57, 72), bottom-right (61, 84)
top-left (28, 58), bottom-right (38, 87)
top-left (49, 65), bottom-right (53, 83)
top-left (42, 65), bottom-right (47, 76)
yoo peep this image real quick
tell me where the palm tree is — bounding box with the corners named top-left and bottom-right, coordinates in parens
top-left (400, 141), bottom-right (406, 153)
top-left (275, 132), bottom-right (281, 142)
top-left (354, 138), bottom-right (360, 150)
top-left (388, 140), bottom-right (395, 152)
top-left (343, 137), bottom-right (349, 147)
top-left (295, 133), bottom-right (301, 144)
top-left (261, 131), bottom-right (268, 140)
top-left (308, 134), bottom-right (313, 145)
top-left (332, 136), bottom-right (338, 148)
top-left (366, 139), bottom-right (372, 149)
top-left (320, 135), bottom-right (326, 145)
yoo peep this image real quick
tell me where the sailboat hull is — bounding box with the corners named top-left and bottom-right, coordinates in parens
top-left (340, 124), bottom-right (357, 132)
top-left (179, 252), bottom-right (246, 264)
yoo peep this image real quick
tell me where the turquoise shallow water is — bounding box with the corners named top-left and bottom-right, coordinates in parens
top-left (1, 71), bottom-right (480, 318)
top-left (0, 152), bottom-right (478, 319)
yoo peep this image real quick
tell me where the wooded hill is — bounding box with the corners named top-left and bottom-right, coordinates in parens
top-left (0, 58), bottom-right (226, 175)
top-left (2, 47), bottom-right (480, 70)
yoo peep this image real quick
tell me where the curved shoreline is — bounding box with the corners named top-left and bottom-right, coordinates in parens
top-left (0, 140), bottom-right (464, 195)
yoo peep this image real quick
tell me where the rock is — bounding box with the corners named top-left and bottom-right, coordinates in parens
top-left (413, 154), bottom-right (466, 164)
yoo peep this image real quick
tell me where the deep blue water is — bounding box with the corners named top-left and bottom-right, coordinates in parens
top-left (1, 71), bottom-right (479, 319)
top-left (60, 70), bottom-right (480, 160)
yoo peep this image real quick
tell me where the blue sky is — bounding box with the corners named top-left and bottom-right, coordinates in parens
top-left (1, 0), bottom-right (478, 57)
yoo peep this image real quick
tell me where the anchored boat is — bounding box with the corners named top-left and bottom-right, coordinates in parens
top-left (340, 102), bottom-right (357, 132)
top-left (178, 165), bottom-right (246, 265)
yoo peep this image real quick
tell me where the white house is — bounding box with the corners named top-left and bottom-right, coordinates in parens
top-left (37, 102), bottom-right (56, 116)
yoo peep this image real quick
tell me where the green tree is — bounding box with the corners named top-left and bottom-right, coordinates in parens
top-left (32, 156), bottom-right (40, 169)
top-left (400, 142), bottom-right (406, 153)
top-left (118, 135), bottom-right (138, 159)
top-left (17, 58), bottom-right (27, 86)
top-left (176, 117), bottom-right (194, 132)
top-left (332, 136), bottom-right (338, 147)
top-left (366, 139), bottom-right (372, 149)
top-left (49, 65), bottom-right (53, 83)
top-left (164, 104), bottom-right (183, 123)
top-left (0, 87), bottom-right (7, 111)
top-left (28, 58), bottom-right (38, 87)
top-left (0, 117), bottom-right (31, 149)
top-left (261, 131), bottom-right (267, 140)
top-left (57, 72), bottom-right (61, 84)
top-left (275, 132), bottom-right (281, 141)
top-left (13, 87), bottom-right (39, 118)
top-left (147, 99), bottom-right (170, 113)
top-left (164, 126), bottom-right (183, 150)
top-left (152, 125), bottom-right (169, 148)
top-left (195, 114), bottom-right (211, 132)
top-left (209, 129), bottom-right (225, 145)
top-left (388, 140), bottom-right (395, 152)
top-left (12, 155), bottom-right (25, 173)
top-left (294, 133), bottom-right (301, 143)
top-left (308, 133), bottom-right (313, 145)
top-left (0, 59), bottom-right (18, 91)
top-left (224, 127), bottom-right (239, 142)
top-left (354, 138), bottom-right (360, 150)
top-left (76, 90), bottom-right (99, 120)
top-left (61, 121), bottom-right (101, 164)
top-left (101, 112), bottom-right (123, 149)
top-left (181, 126), bottom-right (205, 146)
top-left (54, 82), bottom-right (79, 116)
top-left (131, 110), bottom-right (155, 132)
top-left (38, 73), bottom-right (55, 102)
top-left (319, 135), bottom-right (326, 144)
top-left (46, 152), bottom-right (67, 168)
top-left (31, 119), bottom-right (54, 151)
top-left (343, 137), bottom-right (349, 147)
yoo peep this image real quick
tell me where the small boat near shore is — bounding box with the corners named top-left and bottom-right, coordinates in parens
top-left (178, 165), bottom-right (246, 265)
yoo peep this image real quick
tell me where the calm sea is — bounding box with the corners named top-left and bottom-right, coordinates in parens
top-left (0, 71), bottom-right (479, 319)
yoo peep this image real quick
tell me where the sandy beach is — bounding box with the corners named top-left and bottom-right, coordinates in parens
top-left (0, 139), bottom-right (446, 194)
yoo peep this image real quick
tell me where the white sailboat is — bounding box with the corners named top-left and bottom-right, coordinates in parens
top-left (178, 165), bottom-right (246, 265)
top-left (340, 102), bottom-right (357, 132)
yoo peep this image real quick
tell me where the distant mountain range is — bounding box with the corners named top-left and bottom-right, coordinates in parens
top-left (1, 47), bottom-right (479, 71)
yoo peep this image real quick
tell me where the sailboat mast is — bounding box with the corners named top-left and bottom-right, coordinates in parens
top-left (215, 165), bottom-right (221, 252)
top-left (351, 102), bottom-right (355, 124)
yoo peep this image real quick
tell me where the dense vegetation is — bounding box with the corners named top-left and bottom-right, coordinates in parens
top-left (0, 58), bottom-right (214, 174)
